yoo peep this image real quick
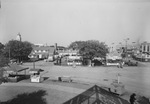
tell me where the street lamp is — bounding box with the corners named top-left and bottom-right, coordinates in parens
top-left (119, 42), bottom-right (122, 53)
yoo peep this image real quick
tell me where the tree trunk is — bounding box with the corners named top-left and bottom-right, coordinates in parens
top-left (88, 59), bottom-right (91, 67)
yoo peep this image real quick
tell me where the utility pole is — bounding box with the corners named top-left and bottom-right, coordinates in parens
top-left (33, 60), bottom-right (35, 69)
top-left (119, 42), bottom-right (122, 53)
top-left (9, 47), bottom-right (10, 61)
top-left (124, 38), bottom-right (129, 57)
top-left (111, 43), bottom-right (114, 52)
top-left (32, 54), bottom-right (36, 69)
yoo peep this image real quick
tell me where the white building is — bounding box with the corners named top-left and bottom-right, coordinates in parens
top-left (16, 33), bottom-right (22, 41)
top-left (140, 41), bottom-right (150, 54)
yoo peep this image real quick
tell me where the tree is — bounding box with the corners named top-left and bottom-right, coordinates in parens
top-left (0, 42), bottom-right (4, 53)
top-left (0, 42), bottom-right (9, 67)
top-left (4, 40), bottom-right (33, 62)
top-left (0, 54), bottom-right (9, 67)
top-left (69, 40), bottom-right (109, 60)
top-left (0, 42), bottom-right (7, 67)
top-left (68, 41), bottom-right (86, 50)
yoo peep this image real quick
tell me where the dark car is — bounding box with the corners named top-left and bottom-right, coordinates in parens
top-left (124, 60), bottom-right (138, 66)
top-left (10, 59), bottom-right (17, 63)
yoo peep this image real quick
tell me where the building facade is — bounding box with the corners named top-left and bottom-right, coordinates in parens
top-left (58, 49), bottom-right (79, 57)
top-left (28, 46), bottom-right (55, 59)
top-left (140, 41), bottom-right (150, 54)
top-left (132, 41), bottom-right (150, 62)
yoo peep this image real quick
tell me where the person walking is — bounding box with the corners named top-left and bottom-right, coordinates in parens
top-left (130, 93), bottom-right (136, 104)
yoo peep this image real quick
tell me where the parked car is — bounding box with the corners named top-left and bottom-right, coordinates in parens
top-left (124, 60), bottom-right (138, 66)
top-left (10, 59), bottom-right (17, 63)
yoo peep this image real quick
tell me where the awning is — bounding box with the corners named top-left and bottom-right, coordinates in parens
top-left (5, 64), bottom-right (29, 72)
top-left (29, 68), bottom-right (44, 74)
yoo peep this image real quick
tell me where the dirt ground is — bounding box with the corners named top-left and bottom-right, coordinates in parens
top-left (0, 61), bottom-right (150, 103)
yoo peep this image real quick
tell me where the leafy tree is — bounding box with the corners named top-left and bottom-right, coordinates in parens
top-left (0, 54), bottom-right (9, 67)
top-left (69, 40), bottom-right (109, 60)
top-left (4, 40), bottom-right (33, 62)
top-left (0, 42), bottom-right (4, 53)
top-left (0, 42), bottom-right (9, 67)
top-left (68, 41), bottom-right (86, 50)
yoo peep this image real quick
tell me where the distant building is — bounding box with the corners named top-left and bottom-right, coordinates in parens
top-left (29, 43), bottom-right (66, 61)
top-left (57, 46), bottom-right (66, 51)
top-left (54, 49), bottom-right (82, 66)
top-left (132, 41), bottom-right (150, 62)
top-left (106, 51), bottom-right (123, 66)
top-left (16, 33), bottom-right (22, 41)
top-left (106, 51), bottom-right (122, 60)
top-left (34, 44), bottom-right (44, 47)
top-left (28, 46), bottom-right (55, 59)
top-left (140, 41), bottom-right (150, 54)
top-left (58, 49), bottom-right (79, 56)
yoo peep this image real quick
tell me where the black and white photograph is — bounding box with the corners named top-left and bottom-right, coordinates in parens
top-left (0, 0), bottom-right (150, 104)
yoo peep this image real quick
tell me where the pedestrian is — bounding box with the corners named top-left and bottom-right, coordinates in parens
top-left (130, 93), bottom-right (136, 104)
top-left (120, 61), bottom-right (123, 68)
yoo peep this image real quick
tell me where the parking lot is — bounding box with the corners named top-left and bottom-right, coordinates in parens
top-left (0, 61), bottom-right (150, 103)
top-left (22, 61), bottom-right (150, 96)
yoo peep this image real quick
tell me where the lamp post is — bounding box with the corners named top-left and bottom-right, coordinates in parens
top-left (119, 42), bottom-right (122, 53)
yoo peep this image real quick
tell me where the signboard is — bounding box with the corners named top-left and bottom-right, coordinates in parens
top-left (107, 63), bottom-right (119, 66)
top-left (68, 56), bottom-right (81, 60)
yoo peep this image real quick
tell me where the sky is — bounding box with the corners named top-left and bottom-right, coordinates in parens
top-left (0, 0), bottom-right (150, 47)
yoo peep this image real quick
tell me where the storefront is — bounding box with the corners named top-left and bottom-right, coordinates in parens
top-left (29, 68), bottom-right (44, 83)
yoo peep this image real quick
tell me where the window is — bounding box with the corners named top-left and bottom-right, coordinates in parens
top-left (148, 45), bottom-right (150, 52)
top-left (143, 45), bottom-right (146, 52)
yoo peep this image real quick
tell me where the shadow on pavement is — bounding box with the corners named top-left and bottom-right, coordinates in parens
top-left (0, 90), bottom-right (47, 104)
